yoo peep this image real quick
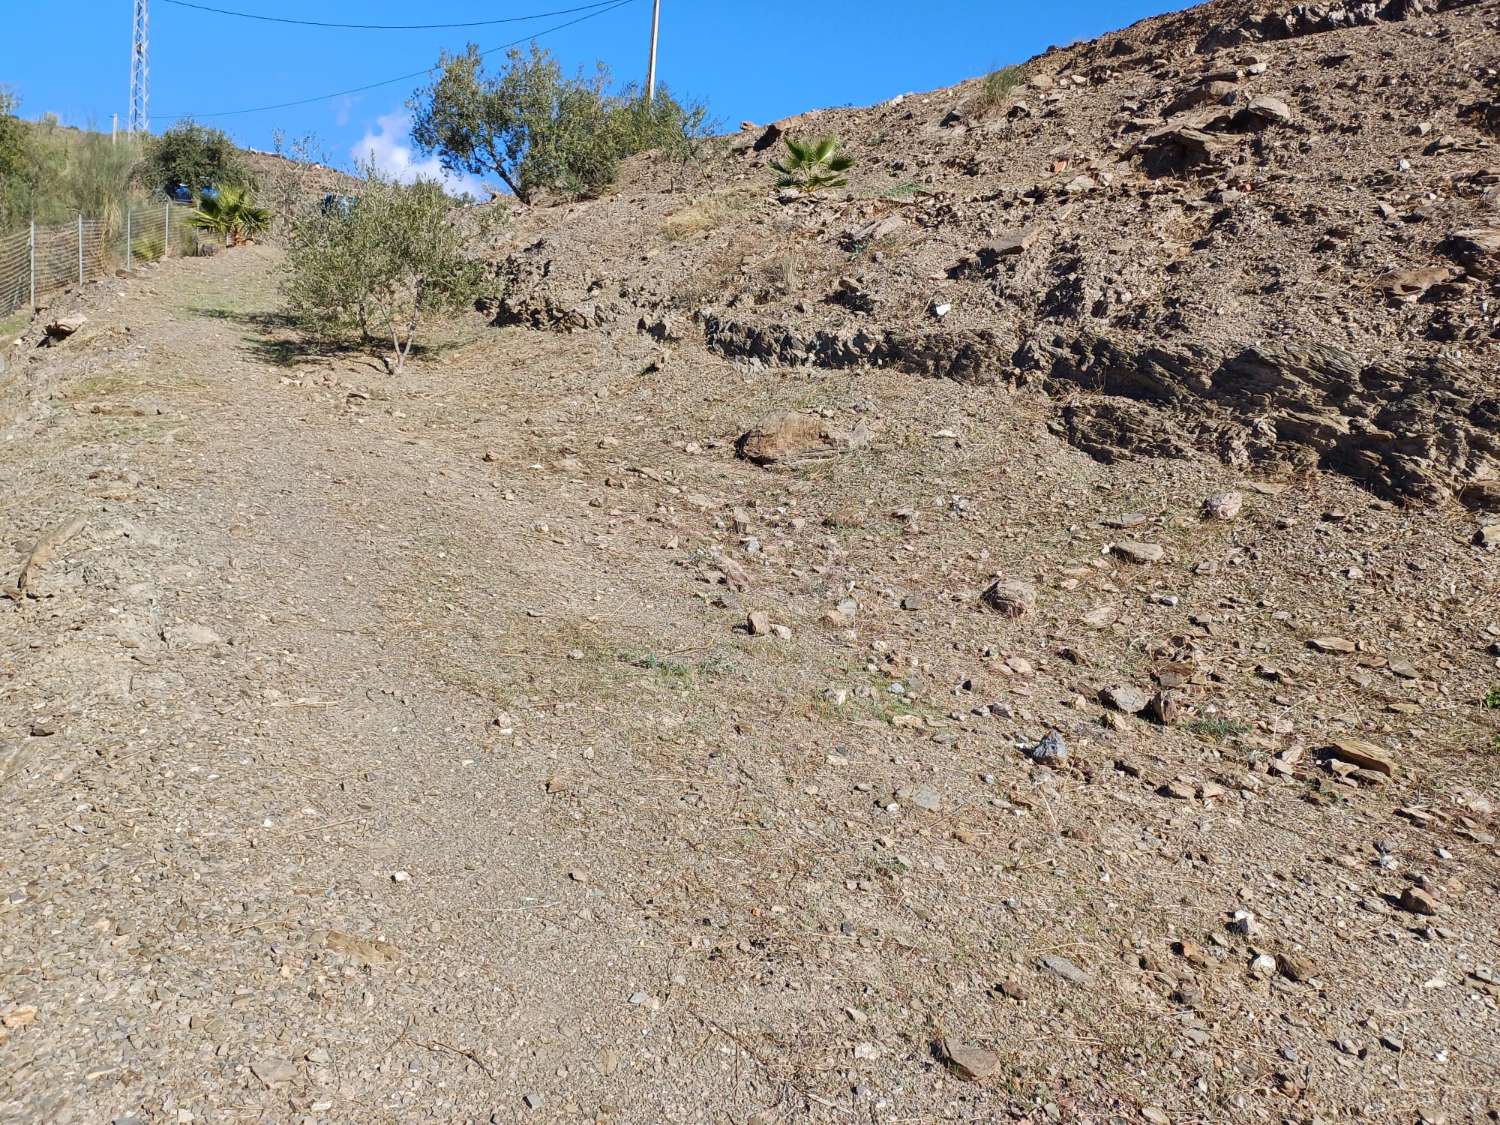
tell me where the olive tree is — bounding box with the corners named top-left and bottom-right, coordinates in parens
top-left (139, 119), bottom-right (249, 199)
top-left (409, 42), bottom-right (707, 203)
top-left (282, 165), bottom-right (493, 372)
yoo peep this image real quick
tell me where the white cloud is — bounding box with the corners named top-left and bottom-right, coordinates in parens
top-left (333, 94), bottom-right (362, 128)
top-left (351, 109), bottom-right (485, 197)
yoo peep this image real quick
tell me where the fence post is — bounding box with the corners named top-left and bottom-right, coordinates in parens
top-left (164, 201), bottom-right (171, 258)
top-left (78, 214), bottom-right (85, 285)
top-left (125, 207), bottom-right (132, 271)
top-left (28, 220), bottom-right (35, 310)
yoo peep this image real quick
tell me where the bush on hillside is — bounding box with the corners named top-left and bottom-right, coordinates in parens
top-left (281, 165), bottom-right (494, 372)
top-left (771, 135), bottom-right (854, 191)
top-left (409, 42), bottom-right (708, 204)
top-left (0, 87), bottom-right (34, 230)
top-left (977, 64), bottom-right (1028, 114)
top-left (139, 120), bottom-right (250, 199)
top-left (1, 89), bottom-right (145, 234)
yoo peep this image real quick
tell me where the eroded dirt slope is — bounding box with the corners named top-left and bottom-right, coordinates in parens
top-left (488, 0), bottom-right (1500, 506)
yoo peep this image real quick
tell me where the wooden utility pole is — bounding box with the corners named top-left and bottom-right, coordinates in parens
top-left (645, 0), bottom-right (660, 102)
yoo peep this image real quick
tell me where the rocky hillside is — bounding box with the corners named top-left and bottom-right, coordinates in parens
top-left (487, 0), bottom-right (1498, 507)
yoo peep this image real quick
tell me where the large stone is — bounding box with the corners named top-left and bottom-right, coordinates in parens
top-left (1377, 265), bottom-right (1459, 299)
top-left (1100, 684), bottom-right (1151, 714)
top-left (1396, 886), bottom-right (1438, 916)
top-left (734, 412), bottom-right (871, 467)
top-left (1202, 490), bottom-right (1243, 520)
top-left (940, 1039), bottom-right (1001, 1081)
top-left (980, 579), bottom-right (1036, 617)
top-left (45, 314), bottom-right (87, 339)
top-left (1240, 94), bottom-right (1294, 126)
top-left (1307, 636), bottom-right (1356, 654)
top-left (1459, 481), bottom-right (1500, 512)
top-left (1111, 541), bottom-right (1164, 564)
top-left (1322, 738), bottom-right (1394, 777)
top-left (1038, 954), bottom-right (1091, 985)
top-left (1440, 228), bottom-right (1500, 277)
top-left (981, 227), bottom-right (1039, 261)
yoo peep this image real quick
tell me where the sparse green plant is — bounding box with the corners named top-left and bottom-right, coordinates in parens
top-left (977, 63), bottom-right (1028, 114)
top-left (618, 650), bottom-right (731, 685)
top-left (262, 129), bottom-right (330, 238)
top-left (130, 236), bottom-right (164, 262)
top-left (410, 42), bottom-right (708, 203)
top-left (187, 184), bottom-right (271, 246)
top-left (772, 135), bottom-right (854, 191)
top-left (1187, 716), bottom-right (1249, 740)
top-left (282, 164), bottom-right (494, 372)
top-left (873, 179), bottom-right (923, 200)
top-left (1483, 686), bottom-right (1500, 709)
top-left (620, 651), bottom-right (694, 683)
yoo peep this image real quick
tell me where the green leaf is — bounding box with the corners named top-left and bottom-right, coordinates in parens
top-left (811, 136), bottom-right (837, 163)
top-left (826, 155), bottom-right (854, 172)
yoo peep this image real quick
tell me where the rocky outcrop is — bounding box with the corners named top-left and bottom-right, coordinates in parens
top-left (486, 238), bottom-right (629, 331)
top-left (1028, 333), bottom-right (1500, 503)
top-left (1162, 0), bottom-right (1488, 53)
top-left (701, 311), bottom-right (1499, 502)
top-left (698, 312), bottom-right (1010, 385)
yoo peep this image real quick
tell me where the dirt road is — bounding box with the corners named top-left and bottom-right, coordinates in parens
top-left (3, 249), bottom-right (1498, 1123)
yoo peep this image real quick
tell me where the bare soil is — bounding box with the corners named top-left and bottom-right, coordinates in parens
top-left (4, 0), bottom-right (1500, 1120)
top-left (2, 235), bottom-right (1498, 1124)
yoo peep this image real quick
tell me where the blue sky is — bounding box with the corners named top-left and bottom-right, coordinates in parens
top-left (2, 0), bottom-right (1182, 185)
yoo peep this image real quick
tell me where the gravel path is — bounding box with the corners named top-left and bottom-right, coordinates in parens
top-left (3, 247), bottom-right (1498, 1124)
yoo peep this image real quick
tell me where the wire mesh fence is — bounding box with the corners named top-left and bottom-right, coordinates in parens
top-left (0, 201), bottom-right (201, 321)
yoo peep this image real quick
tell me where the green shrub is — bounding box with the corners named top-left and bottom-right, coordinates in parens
top-left (282, 165), bottom-right (494, 372)
top-left (409, 42), bottom-right (707, 203)
top-left (139, 120), bottom-right (250, 200)
top-left (1186, 716), bottom-right (1249, 740)
top-left (262, 129), bottom-right (329, 238)
top-left (771, 135), bottom-right (854, 191)
top-left (1, 90), bottom-right (144, 234)
top-left (0, 87), bottom-right (37, 230)
top-left (977, 64), bottom-right (1028, 115)
top-left (187, 184), bottom-right (271, 246)
top-left (130, 236), bottom-right (164, 262)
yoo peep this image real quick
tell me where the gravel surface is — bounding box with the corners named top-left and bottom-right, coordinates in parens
top-left (2, 240), bottom-right (1496, 1123)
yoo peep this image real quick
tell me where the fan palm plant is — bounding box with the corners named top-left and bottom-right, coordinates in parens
top-left (187, 185), bottom-right (272, 247)
top-left (771, 135), bottom-right (854, 191)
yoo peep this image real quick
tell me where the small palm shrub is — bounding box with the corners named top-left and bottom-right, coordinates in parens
top-left (187, 185), bottom-right (271, 247)
top-left (771, 135), bottom-right (854, 191)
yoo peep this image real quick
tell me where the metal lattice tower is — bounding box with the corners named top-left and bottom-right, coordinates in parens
top-left (129, 0), bottom-right (149, 133)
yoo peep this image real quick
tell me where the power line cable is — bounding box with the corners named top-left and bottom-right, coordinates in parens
top-left (159, 0), bottom-right (625, 32)
top-left (156, 0), bottom-right (637, 119)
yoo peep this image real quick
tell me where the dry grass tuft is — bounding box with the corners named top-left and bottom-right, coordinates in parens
top-left (976, 64), bottom-right (1028, 115)
top-left (660, 190), bottom-right (754, 241)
